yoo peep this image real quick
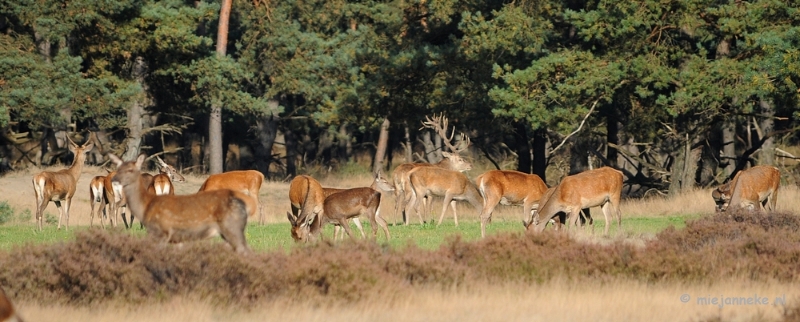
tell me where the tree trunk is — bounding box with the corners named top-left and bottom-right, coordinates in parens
top-left (284, 125), bottom-right (298, 178)
top-left (758, 99), bottom-right (775, 165)
top-left (532, 127), bottom-right (547, 182)
top-left (421, 131), bottom-right (438, 163)
top-left (208, 0), bottom-right (232, 174)
top-left (336, 122), bottom-right (352, 164)
top-left (514, 121), bottom-right (532, 173)
top-left (403, 122), bottom-right (412, 163)
top-left (254, 100), bottom-right (280, 177)
top-left (721, 119), bottom-right (736, 179)
top-left (373, 117), bottom-right (390, 174)
top-left (122, 57), bottom-right (148, 161)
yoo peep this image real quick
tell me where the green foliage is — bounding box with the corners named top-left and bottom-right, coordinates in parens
top-left (0, 201), bottom-right (12, 225)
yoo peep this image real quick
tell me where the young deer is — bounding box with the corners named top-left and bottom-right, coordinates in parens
top-left (32, 134), bottom-right (94, 230)
top-left (406, 166), bottom-right (483, 227)
top-left (109, 154), bottom-right (251, 254)
top-left (311, 171), bottom-right (395, 240)
top-left (148, 156), bottom-right (186, 196)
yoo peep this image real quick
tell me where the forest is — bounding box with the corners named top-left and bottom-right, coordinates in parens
top-left (1, 0), bottom-right (799, 195)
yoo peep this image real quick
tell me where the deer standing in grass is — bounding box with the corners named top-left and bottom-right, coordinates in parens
top-left (476, 170), bottom-right (548, 238)
top-left (110, 154), bottom-right (251, 254)
top-left (104, 157), bottom-right (183, 228)
top-left (393, 114), bottom-right (473, 225)
top-left (524, 167), bottom-right (623, 235)
top-left (89, 175), bottom-right (107, 227)
top-left (312, 171), bottom-right (395, 240)
top-left (198, 170), bottom-right (264, 222)
top-left (32, 134), bottom-right (94, 231)
top-left (712, 165), bottom-right (780, 212)
top-left (406, 166), bottom-right (483, 227)
top-left (0, 286), bottom-right (23, 322)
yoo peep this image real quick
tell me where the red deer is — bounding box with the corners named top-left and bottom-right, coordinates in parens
top-left (524, 167), bottom-right (623, 235)
top-left (287, 175), bottom-right (326, 242)
top-left (110, 154), bottom-right (251, 254)
top-left (712, 165), bottom-right (780, 212)
top-left (406, 167), bottom-right (483, 227)
top-left (198, 170), bottom-right (264, 222)
top-left (393, 114), bottom-right (473, 225)
top-left (89, 175), bottom-right (107, 228)
top-left (148, 156), bottom-right (185, 196)
top-left (476, 170), bottom-right (548, 238)
top-left (0, 286), bottom-right (23, 322)
top-left (32, 134), bottom-right (94, 230)
top-left (309, 171), bottom-right (395, 240)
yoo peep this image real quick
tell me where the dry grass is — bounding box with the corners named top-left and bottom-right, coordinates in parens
top-left (14, 280), bottom-right (800, 322)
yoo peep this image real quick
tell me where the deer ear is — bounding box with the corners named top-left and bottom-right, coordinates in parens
top-left (287, 212), bottom-right (296, 226)
top-left (135, 154), bottom-right (146, 169)
top-left (82, 142), bottom-right (95, 152)
top-left (442, 151), bottom-right (452, 158)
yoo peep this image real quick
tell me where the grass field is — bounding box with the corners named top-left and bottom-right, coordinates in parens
top-left (2, 165), bottom-right (800, 322)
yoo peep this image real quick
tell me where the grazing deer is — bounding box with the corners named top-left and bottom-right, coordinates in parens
top-left (712, 165), bottom-right (780, 212)
top-left (0, 286), bottom-right (23, 322)
top-left (311, 171), bottom-right (395, 240)
top-left (393, 114), bottom-right (473, 225)
top-left (406, 167), bottom-right (483, 227)
top-left (198, 170), bottom-right (264, 222)
top-left (148, 156), bottom-right (185, 195)
top-left (287, 175), bottom-right (326, 242)
top-left (287, 181), bottom-right (366, 241)
top-left (89, 175), bottom-right (107, 228)
top-left (524, 167), bottom-right (623, 235)
top-left (109, 154), bottom-right (251, 254)
top-left (32, 134), bottom-right (94, 230)
top-left (476, 170), bottom-right (548, 238)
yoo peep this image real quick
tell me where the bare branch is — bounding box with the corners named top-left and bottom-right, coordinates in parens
top-left (550, 99), bottom-right (599, 155)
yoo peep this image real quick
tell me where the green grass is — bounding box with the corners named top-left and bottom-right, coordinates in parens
top-left (0, 215), bottom-right (697, 252)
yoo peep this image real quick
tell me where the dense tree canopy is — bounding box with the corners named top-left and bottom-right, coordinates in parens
top-left (1, 0), bottom-right (798, 193)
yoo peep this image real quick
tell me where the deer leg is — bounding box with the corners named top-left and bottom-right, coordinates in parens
top-left (352, 218), bottom-right (366, 238)
top-left (437, 194), bottom-right (454, 227)
top-left (480, 195), bottom-right (500, 238)
top-left (600, 202), bottom-right (612, 235)
top-left (375, 207), bottom-right (391, 240)
top-left (54, 200), bottom-right (64, 230)
top-left (339, 219), bottom-right (355, 240)
top-left (63, 198), bottom-right (72, 230)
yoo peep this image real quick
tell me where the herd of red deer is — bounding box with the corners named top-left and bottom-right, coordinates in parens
top-left (28, 119), bottom-right (783, 255)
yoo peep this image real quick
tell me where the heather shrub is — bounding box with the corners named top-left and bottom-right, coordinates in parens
top-left (0, 210), bottom-right (798, 308)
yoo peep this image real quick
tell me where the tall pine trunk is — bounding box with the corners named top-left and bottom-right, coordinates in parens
top-left (373, 117), bottom-right (390, 174)
top-left (208, 0), bottom-right (232, 174)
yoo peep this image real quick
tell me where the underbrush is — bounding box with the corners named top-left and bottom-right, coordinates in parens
top-left (1, 210), bottom-right (799, 318)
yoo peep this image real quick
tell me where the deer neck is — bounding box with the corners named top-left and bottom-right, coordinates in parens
top-left (66, 152), bottom-right (87, 181)
top-left (122, 174), bottom-right (155, 224)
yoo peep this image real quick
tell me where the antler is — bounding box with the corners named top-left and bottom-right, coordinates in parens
top-left (420, 114), bottom-right (470, 153)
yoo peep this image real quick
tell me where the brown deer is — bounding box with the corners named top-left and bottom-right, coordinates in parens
top-left (310, 171), bottom-right (395, 240)
top-left (109, 154), bottom-right (251, 254)
top-left (32, 134), bottom-right (94, 230)
top-left (524, 167), bottom-right (623, 235)
top-left (406, 166), bottom-right (483, 227)
top-left (287, 175), bottom-right (326, 242)
top-left (0, 286), bottom-right (23, 322)
top-left (393, 114), bottom-right (473, 225)
top-left (198, 170), bottom-right (264, 222)
top-left (712, 165), bottom-right (780, 212)
top-left (476, 170), bottom-right (548, 238)
top-left (89, 175), bottom-right (107, 228)
top-left (148, 156), bottom-right (186, 195)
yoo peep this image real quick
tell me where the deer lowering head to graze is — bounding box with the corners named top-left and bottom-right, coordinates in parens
top-left (392, 114), bottom-right (473, 225)
top-left (32, 134), bottom-right (94, 231)
top-left (89, 175), bottom-right (107, 228)
top-left (148, 156), bottom-right (185, 196)
top-left (287, 175), bottom-right (326, 242)
top-left (309, 171), bottom-right (395, 240)
top-left (712, 165), bottom-right (780, 212)
top-left (198, 170), bottom-right (264, 222)
top-left (110, 154), bottom-right (251, 254)
top-left (0, 286), bottom-right (23, 322)
top-left (476, 170), bottom-right (548, 238)
top-left (524, 166), bottom-right (623, 235)
top-left (406, 166), bottom-right (483, 227)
